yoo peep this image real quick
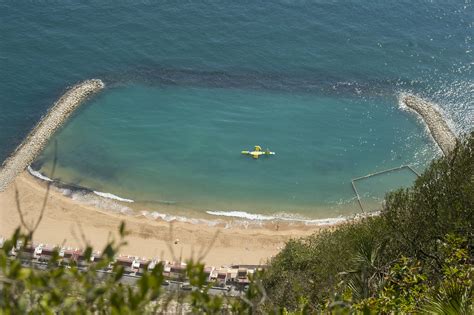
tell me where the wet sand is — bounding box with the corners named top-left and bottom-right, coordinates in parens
top-left (0, 78), bottom-right (337, 265)
top-left (0, 85), bottom-right (455, 266)
top-left (0, 172), bottom-right (320, 266)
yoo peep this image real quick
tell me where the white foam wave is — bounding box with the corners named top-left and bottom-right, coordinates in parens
top-left (59, 188), bottom-right (133, 214)
top-left (27, 166), bottom-right (53, 182)
top-left (206, 210), bottom-right (348, 226)
top-left (141, 211), bottom-right (220, 227)
top-left (397, 92), bottom-right (444, 156)
top-left (93, 191), bottom-right (134, 203)
top-left (207, 211), bottom-right (276, 221)
top-left (398, 91), bottom-right (461, 138)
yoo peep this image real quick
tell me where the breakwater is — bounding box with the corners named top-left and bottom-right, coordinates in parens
top-left (0, 79), bottom-right (105, 192)
top-left (401, 94), bottom-right (457, 156)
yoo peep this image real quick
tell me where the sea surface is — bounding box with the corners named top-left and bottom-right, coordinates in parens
top-left (1, 1), bottom-right (472, 221)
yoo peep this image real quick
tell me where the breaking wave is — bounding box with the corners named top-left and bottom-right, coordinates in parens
top-left (27, 165), bottom-right (372, 227)
top-left (59, 187), bottom-right (133, 214)
top-left (27, 165), bottom-right (133, 213)
top-left (93, 191), bottom-right (134, 203)
top-left (141, 211), bottom-right (220, 227)
top-left (27, 166), bottom-right (53, 182)
top-left (206, 210), bottom-right (349, 225)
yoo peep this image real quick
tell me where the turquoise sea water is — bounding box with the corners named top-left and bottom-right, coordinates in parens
top-left (1, 1), bottom-right (472, 220)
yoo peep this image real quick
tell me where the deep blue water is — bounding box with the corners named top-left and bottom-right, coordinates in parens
top-left (1, 1), bottom-right (472, 219)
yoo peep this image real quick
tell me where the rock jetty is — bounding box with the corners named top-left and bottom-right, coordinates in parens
top-left (0, 79), bottom-right (105, 192)
top-left (401, 94), bottom-right (456, 156)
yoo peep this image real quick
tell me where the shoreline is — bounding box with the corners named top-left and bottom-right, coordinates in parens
top-left (0, 79), bottom-right (105, 192)
top-left (0, 85), bottom-right (457, 264)
top-left (0, 171), bottom-right (322, 265)
top-left (400, 93), bottom-right (456, 156)
top-left (26, 164), bottom-right (372, 228)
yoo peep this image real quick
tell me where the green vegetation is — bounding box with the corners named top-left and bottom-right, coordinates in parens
top-left (0, 224), bottom-right (265, 314)
top-left (262, 132), bottom-right (473, 313)
top-left (0, 133), bottom-right (472, 314)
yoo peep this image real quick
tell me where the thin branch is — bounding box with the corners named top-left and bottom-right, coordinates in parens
top-left (165, 222), bottom-right (177, 263)
top-left (32, 140), bottom-right (58, 233)
top-left (75, 220), bottom-right (90, 247)
top-left (14, 184), bottom-right (31, 233)
top-left (197, 230), bottom-right (221, 262)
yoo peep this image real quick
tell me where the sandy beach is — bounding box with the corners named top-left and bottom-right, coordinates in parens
top-left (0, 172), bottom-right (319, 266)
top-left (0, 78), bottom-right (322, 266)
top-left (0, 80), bottom-right (454, 267)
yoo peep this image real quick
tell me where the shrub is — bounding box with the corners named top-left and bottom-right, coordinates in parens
top-left (262, 132), bottom-right (474, 313)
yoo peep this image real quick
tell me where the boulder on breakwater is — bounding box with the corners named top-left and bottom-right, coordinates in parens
top-left (0, 79), bottom-right (105, 192)
top-left (401, 93), bottom-right (456, 156)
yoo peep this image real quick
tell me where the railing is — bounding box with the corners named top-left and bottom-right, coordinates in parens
top-left (351, 165), bottom-right (420, 212)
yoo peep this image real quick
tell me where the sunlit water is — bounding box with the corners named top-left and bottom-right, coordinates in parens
top-left (1, 1), bottom-right (472, 220)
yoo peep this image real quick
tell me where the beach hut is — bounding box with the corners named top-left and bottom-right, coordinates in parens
top-left (204, 267), bottom-right (215, 283)
top-left (76, 250), bottom-right (93, 268)
top-left (163, 263), bottom-right (171, 278)
top-left (227, 268), bottom-right (239, 283)
top-left (136, 259), bottom-right (151, 275)
top-left (216, 271), bottom-right (228, 287)
top-left (91, 252), bottom-right (103, 264)
top-left (33, 244), bottom-right (44, 260)
top-left (8, 244), bottom-right (18, 257)
top-left (169, 264), bottom-right (187, 281)
top-left (59, 247), bottom-right (79, 266)
top-left (130, 257), bottom-right (142, 274)
top-left (38, 245), bottom-right (57, 263)
top-left (116, 256), bottom-right (135, 273)
top-left (147, 259), bottom-right (163, 272)
top-left (210, 269), bottom-right (219, 283)
top-left (20, 246), bottom-right (35, 260)
top-left (19, 242), bottom-right (36, 260)
top-left (237, 268), bottom-right (250, 284)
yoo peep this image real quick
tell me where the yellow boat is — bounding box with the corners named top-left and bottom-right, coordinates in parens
top-left (241, 145), bottom-right (275, 159)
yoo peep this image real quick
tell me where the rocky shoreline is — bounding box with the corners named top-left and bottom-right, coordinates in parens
top-left (401, 93), bottom-right (456, 156)
top-left (0, 79), bottom-right (105, 192)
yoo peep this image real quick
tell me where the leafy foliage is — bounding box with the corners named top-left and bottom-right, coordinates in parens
top-left (0, 226), bottom-right (240, 314)
top-left (262, 132), bottom-right (474, 313)
top-left (1, 133), bottom-right (472, 313)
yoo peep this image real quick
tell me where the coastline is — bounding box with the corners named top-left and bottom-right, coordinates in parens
top-left (26, 164), bottom-right (370, 227)
top-left (0, 79), bottom-right (105, 192)
top-left (0, 84), bottom-right (458, 265)
top-left (0, 78), bottom-right (356, 265)
top-left (0, 171), bottom-right (320, 266)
